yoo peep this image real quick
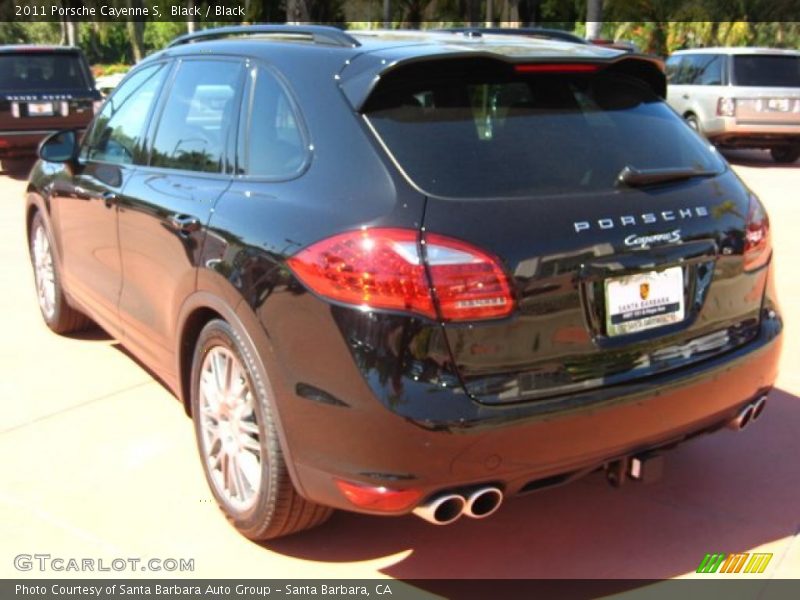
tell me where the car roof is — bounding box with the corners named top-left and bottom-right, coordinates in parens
top-left (0, 45), bottom-right (83, 54)
top-left (145, 25), bottom-right (665, 108)
top-left (159, 26), bottom-right (619, 61)
top-left (670, 47), bottom-right (800, 57)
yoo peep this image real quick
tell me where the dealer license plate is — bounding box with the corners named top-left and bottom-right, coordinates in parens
top-left (27, 102), bottom-right (54, 116)
top-left (766, 98), bottom-right (791, 112)
top-left (605, 266), bottom-right (685, 337)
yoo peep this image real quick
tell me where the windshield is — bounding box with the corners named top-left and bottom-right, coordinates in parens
top-left (364, 62), bottom-right (725, 198)
top-left (0, 53), bottom-right (90, 92)
top-left (733, 54), bottom-right (800, 87)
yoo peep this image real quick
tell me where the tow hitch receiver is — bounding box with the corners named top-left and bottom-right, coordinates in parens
top-left (605, 452), bottom-right (664, 487)
top-left (629, 452), bottom-right (664, 484)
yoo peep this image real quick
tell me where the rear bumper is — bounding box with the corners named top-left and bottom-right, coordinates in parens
top-left (0, 128), bottom-right (86, 157)
top-left (274, 304), bottom-right (782, 515)
top-left (703, 116), bottom-right (800, 147)
top-left (0, 130), bottom-right (53, 157)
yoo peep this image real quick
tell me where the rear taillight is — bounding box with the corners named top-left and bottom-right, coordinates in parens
top-left (287, 228), bottom-right (513, 322)
top-left (744, 194), bottom-right (771, 272)
top-left (335, 479), bottom-right (421, 512)
top-left (717, 97), bottom-right (736, 117)
top-left (515, 63), bottom-right (599, 74)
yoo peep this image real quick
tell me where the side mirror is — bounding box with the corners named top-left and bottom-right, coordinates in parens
top-left (38, 130), bottom-right (78, 163)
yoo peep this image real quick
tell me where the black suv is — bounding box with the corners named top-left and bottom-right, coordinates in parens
top-left (26, 26), bottom-right (782, 540)
top-left (1, 45), bottom-right (100, 170)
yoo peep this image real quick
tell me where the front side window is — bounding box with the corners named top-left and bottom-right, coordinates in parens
top-left (364, 60), bottom-right (725, 199)
top-left (150, 60), bottom-right (243, 173)
top-left (83, 63), bottom-right (168, 165)
top-left (665, 56), bottom-right (684, 84)
top-left (240, 67), bottom-right (306, 178)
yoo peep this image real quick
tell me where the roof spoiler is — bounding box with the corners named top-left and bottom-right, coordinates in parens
top-left (340, 53), bottom-right (666, 111)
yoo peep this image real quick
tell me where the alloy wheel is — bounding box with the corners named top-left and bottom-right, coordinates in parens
top-left (198, 346), bottom-right (263, 511)
top-left (32, 224), bottom-right (56, 320)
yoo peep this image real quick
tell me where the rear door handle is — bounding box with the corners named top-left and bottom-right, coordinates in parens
top-left (682, 94), bottom-right (690, 99)
top-left (167, 214), bottom-right (201, 235)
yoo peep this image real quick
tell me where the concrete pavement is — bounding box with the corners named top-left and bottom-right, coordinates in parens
top-left (1, 151), bottom-right (798, 583)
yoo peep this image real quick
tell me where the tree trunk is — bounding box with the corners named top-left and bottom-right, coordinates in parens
top-left (383, 0), bottom-right (391, 27)
top-left (286, 0), bottom-right (310, 23)
top-left (126, 1), bottom-right (145, 63)
top-left (586, 0), bottom-right (603, 40)
top-left (187, 0), bottom-right (196, 34)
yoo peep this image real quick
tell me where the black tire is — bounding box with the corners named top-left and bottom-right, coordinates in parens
top-left (190, 319), bottom-right (332, 540)
top-left (28, 212), bottom-right (93, 334)
top-left (685, 114), bottom-right (701, 133)
top-left (770, 146), bottom-right (800, 164)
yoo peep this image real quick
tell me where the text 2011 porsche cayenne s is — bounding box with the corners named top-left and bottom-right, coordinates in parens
top-left (25, 26), bottom-right (782, 539)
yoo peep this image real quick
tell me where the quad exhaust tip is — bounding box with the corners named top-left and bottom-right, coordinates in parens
top-left (413, 486), bottom-right (504, 525)
top-left (728, 395), bottom-right (768, 431)
top-left (464, 487), bottom-right (504, 519)
top-left (412, 494), bottom-right (466, 525)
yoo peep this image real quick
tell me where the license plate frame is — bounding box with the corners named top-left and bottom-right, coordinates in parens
top-left (604, 266), bottom-right (685, 337)
top-left (27, 102), bottom-right (55, 117)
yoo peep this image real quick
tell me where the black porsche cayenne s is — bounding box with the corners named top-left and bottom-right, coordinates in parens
top-left (25, 26), bottom-right (782, 539)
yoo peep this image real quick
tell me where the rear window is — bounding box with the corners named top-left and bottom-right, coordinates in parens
top-left (364, 60), bottom-right (725, 199)
top-left (732, 55), bottom-right (800, 87)
top-left (0, 52), bottom-right (90, 92)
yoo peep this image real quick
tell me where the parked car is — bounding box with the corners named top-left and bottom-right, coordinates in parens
top-left (442, 27), bottom-right (589, 45)
top-left (589, 38), bottom-right (640, 53)
top-left (665, 47), bottom-right (800, 162)
top-left (26, 25), bottom-right (781, 540)
top-left (0, 45), bottom-right (101, 171)
top-left (95, 71), bottom-right (128, 97)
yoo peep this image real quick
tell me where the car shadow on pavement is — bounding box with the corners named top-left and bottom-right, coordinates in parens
top-left (264, 387), bottom-right (800, 584)
top-left (722, 149), bottom-right (800, 169)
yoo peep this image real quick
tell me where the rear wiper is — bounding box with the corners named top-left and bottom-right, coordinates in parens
top-left (617, 166), bottom-right (718, 187)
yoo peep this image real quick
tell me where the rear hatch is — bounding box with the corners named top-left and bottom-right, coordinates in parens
top-left (0, 49), bottom-right (99, 132)
top-left (730, 53), bottom-right (800, 124)
top-left (362, 56), bottom-right (770, 404)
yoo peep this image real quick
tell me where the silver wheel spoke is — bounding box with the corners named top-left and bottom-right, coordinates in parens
top-left (198, 345), bottom-right (262, 511)
top-left (32, 225), bottom-right (56, 319)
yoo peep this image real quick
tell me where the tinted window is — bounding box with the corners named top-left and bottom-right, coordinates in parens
top-left (365, 63), bottom-right (725, 198)
top-left (83, 64), bottom-right (167, 165)
top-left (695, 55), bottom-right (723, 85)
top-left (241, 67), bottom-right (306, 178)
top-left (733, 55), bottom-right (800, 87)
top-left (680, 55), bottom-right (704, 84)
top-left (0, 53), bottom-right (89, 91)
top-left (665, 56), bottom-right (684, 83)
top-left (150, 60), bottom-right (243, 173)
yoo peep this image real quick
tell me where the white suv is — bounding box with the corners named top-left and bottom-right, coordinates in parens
top-left (666, 47), bottom-right (800, 163)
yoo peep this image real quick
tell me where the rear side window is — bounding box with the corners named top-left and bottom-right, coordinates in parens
top-left (150, 60), bottom-right (244, 173)
top-left (83, 63), bottom-right (168, 165)
top-left (733, 55), bottom-right (800, 87)
top-left (239, 66), bottom-right (306, 178)
top-left (695, 55), bottom-right (723, 85)
top-left (364, 60), bottom-right (725, 199)
top-left (0, 52), bottom-right (89, 91)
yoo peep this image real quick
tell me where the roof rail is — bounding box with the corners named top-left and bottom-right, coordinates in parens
top-left (167, 25), bottom-right (360, 49)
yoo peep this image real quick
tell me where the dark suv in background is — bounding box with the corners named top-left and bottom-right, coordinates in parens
top-left (0, 45), bottom-right (100, 171)
top-left (26, 26), bottom-right (781, 540)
